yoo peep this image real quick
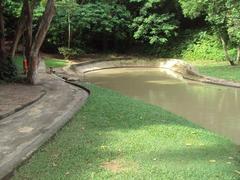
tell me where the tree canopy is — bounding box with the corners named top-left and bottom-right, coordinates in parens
top-left (1, 0), bottom-right (240, 83)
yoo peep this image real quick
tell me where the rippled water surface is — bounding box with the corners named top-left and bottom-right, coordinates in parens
top-left (85, 68), bottom-right (240, 144)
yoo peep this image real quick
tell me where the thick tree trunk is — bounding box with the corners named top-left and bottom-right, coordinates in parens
top-left (220, 36), bottom-right (235, 66)
top-left (0, 1), bottom-right (6, 61)
top-left (24, 0), bottom-right (33, 61)
top-left (27, 0), bottom-right (55, 84)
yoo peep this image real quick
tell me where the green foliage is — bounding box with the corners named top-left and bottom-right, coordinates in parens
top-left (132, 13), bottom-right (178, 45)
top-left (131, 0), bottom-right (178, 45)
top-left (178, 0), bottom-right (205, 19)
top-left (0, 58), bottom-right (17, 81)
top-left (179, 0), bottom-right (240, 62)
top-left (3, 0), bottom-right (22, 17)
top-left (48, 1), bottom-right (132, 50)
top-left (58, 47), bottom-right (84, 59)
top-left (226, 0), bottom-right (240, 46)
top-left (181, 31), bottom-right (226, 61)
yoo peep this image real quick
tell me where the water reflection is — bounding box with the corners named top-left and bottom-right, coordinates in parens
top-left (85, 68), bottom-right (240, 144)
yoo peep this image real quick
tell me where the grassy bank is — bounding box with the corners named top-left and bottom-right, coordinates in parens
top-left (190, 61), bottom-right (240, 82)
top-left (14, 84), bottom-right (240, 179)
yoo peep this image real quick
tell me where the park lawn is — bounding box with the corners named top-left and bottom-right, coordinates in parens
top-left (44, 57), bottom-right (69, 68)
top-left (14, 84), bottom-right (240, 179)
top-left (190, 60), bottom-right (240, 82)
top-left (13, 56), bottom-right (68, 74)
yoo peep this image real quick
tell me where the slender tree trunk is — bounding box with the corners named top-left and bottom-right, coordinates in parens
top-left (0, 1), bottom-right (6, 61)
top-left (10, 1), bottom-right (27, 59)
top-left (27, 0), bottom-right (55, 84)
top-left (11, 0), bottom-right (36, 58)
top-left (67, 13), bottom-right (71, 48)
top-left (236, 46), bottom-right (240, 64)
top-left (220, 35), bottom-right (235, 66)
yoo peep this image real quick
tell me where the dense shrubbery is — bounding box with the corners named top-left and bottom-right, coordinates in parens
top-left (181, 31), bottom-right (225, 61)
top-left (155, 29), bottom-right (236, 62)
top-left (58, 47), bottom-right (84, 59)
top-left (0, 58), bottom-right (17, 81)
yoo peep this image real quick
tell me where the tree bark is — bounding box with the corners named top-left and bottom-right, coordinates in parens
top-left (24, 0), bottom-right (33, 61)
top-left (220, 35), bottom-right (235, 66)
top-left (236, 46), bottom-right (240, 64)
top-left (10, 1), bottom-right (27, 58)
top-left (0, 1), bottom-right (6, 61)
top-left (27, 0), bottom-right (55, 84)
top-left (11, 0), bottom-right (36, 58)
top-left (67, 13), bottom-right (71, 48)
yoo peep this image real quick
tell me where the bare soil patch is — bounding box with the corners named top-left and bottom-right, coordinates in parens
top-left (101, 159), bottom-right (138, 173)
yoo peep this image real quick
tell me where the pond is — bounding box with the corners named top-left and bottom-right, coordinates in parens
top-left (85, 68), bottom-right (240, 145)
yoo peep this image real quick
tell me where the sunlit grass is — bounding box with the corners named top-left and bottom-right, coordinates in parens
top-left (44, 58), bottom-right (69, 68)
top-left (13, 56), bottom-right (68, 74)
top-left (189, 60), bottom-right (240, 82)
top-left (14, 84), bottom-right (240, 179)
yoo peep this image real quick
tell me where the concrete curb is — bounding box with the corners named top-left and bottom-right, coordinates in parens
top-left (0, 75), bottom-right (89, 180)
top-left (0, 90), bottom-right (47, 120)
top-left (69, 59), bottom-right (240, 88)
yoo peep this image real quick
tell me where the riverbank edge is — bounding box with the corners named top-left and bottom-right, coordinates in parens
top-left (65, 58), bottom-right (240, 88)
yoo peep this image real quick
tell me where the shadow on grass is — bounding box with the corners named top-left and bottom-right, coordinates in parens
top-left (14, 83), bottom-right (240, 179)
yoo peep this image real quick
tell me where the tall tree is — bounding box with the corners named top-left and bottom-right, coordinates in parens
top-left (27, 0), bottom-right (55, 84)
top-left (179, 0), bottom-right (240, 65)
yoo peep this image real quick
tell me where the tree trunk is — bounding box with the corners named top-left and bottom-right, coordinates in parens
top-left (220, 35), bottom-right (235, 66)
top-left (27, 0), bottom-right (55, 84)
top-left (10, 1), bottom-right (27, 59)
top-left (11, 0), bottom-right (36, 58)
top-left (236, 46), bottom-right (240, 64)
top-left (67, 13), bottom-right (71, 48)
top-left (0, 1), bottom-right (6, 61)
top-left (24, 0), bottom-right (33, 61)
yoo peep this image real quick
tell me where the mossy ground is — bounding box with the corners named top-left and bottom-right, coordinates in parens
top-left (14, 84), bottom-right (240, 179)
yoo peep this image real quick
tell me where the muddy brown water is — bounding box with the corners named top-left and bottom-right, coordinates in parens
top-left (84, 68), bottom-right (240, 145)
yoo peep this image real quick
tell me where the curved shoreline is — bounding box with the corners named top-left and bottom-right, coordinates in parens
top-left (69, 58), bottom-right (240, 88)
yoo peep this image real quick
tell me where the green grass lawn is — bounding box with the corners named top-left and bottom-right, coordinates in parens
top-left (44, 57), bottom-right (69, 68)
top-left (13, 56), bottom-right (68, 74)
top-left (190, 61), bottom-right (240, 82)
top-left (14, 84), bottom-right (240, 179)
